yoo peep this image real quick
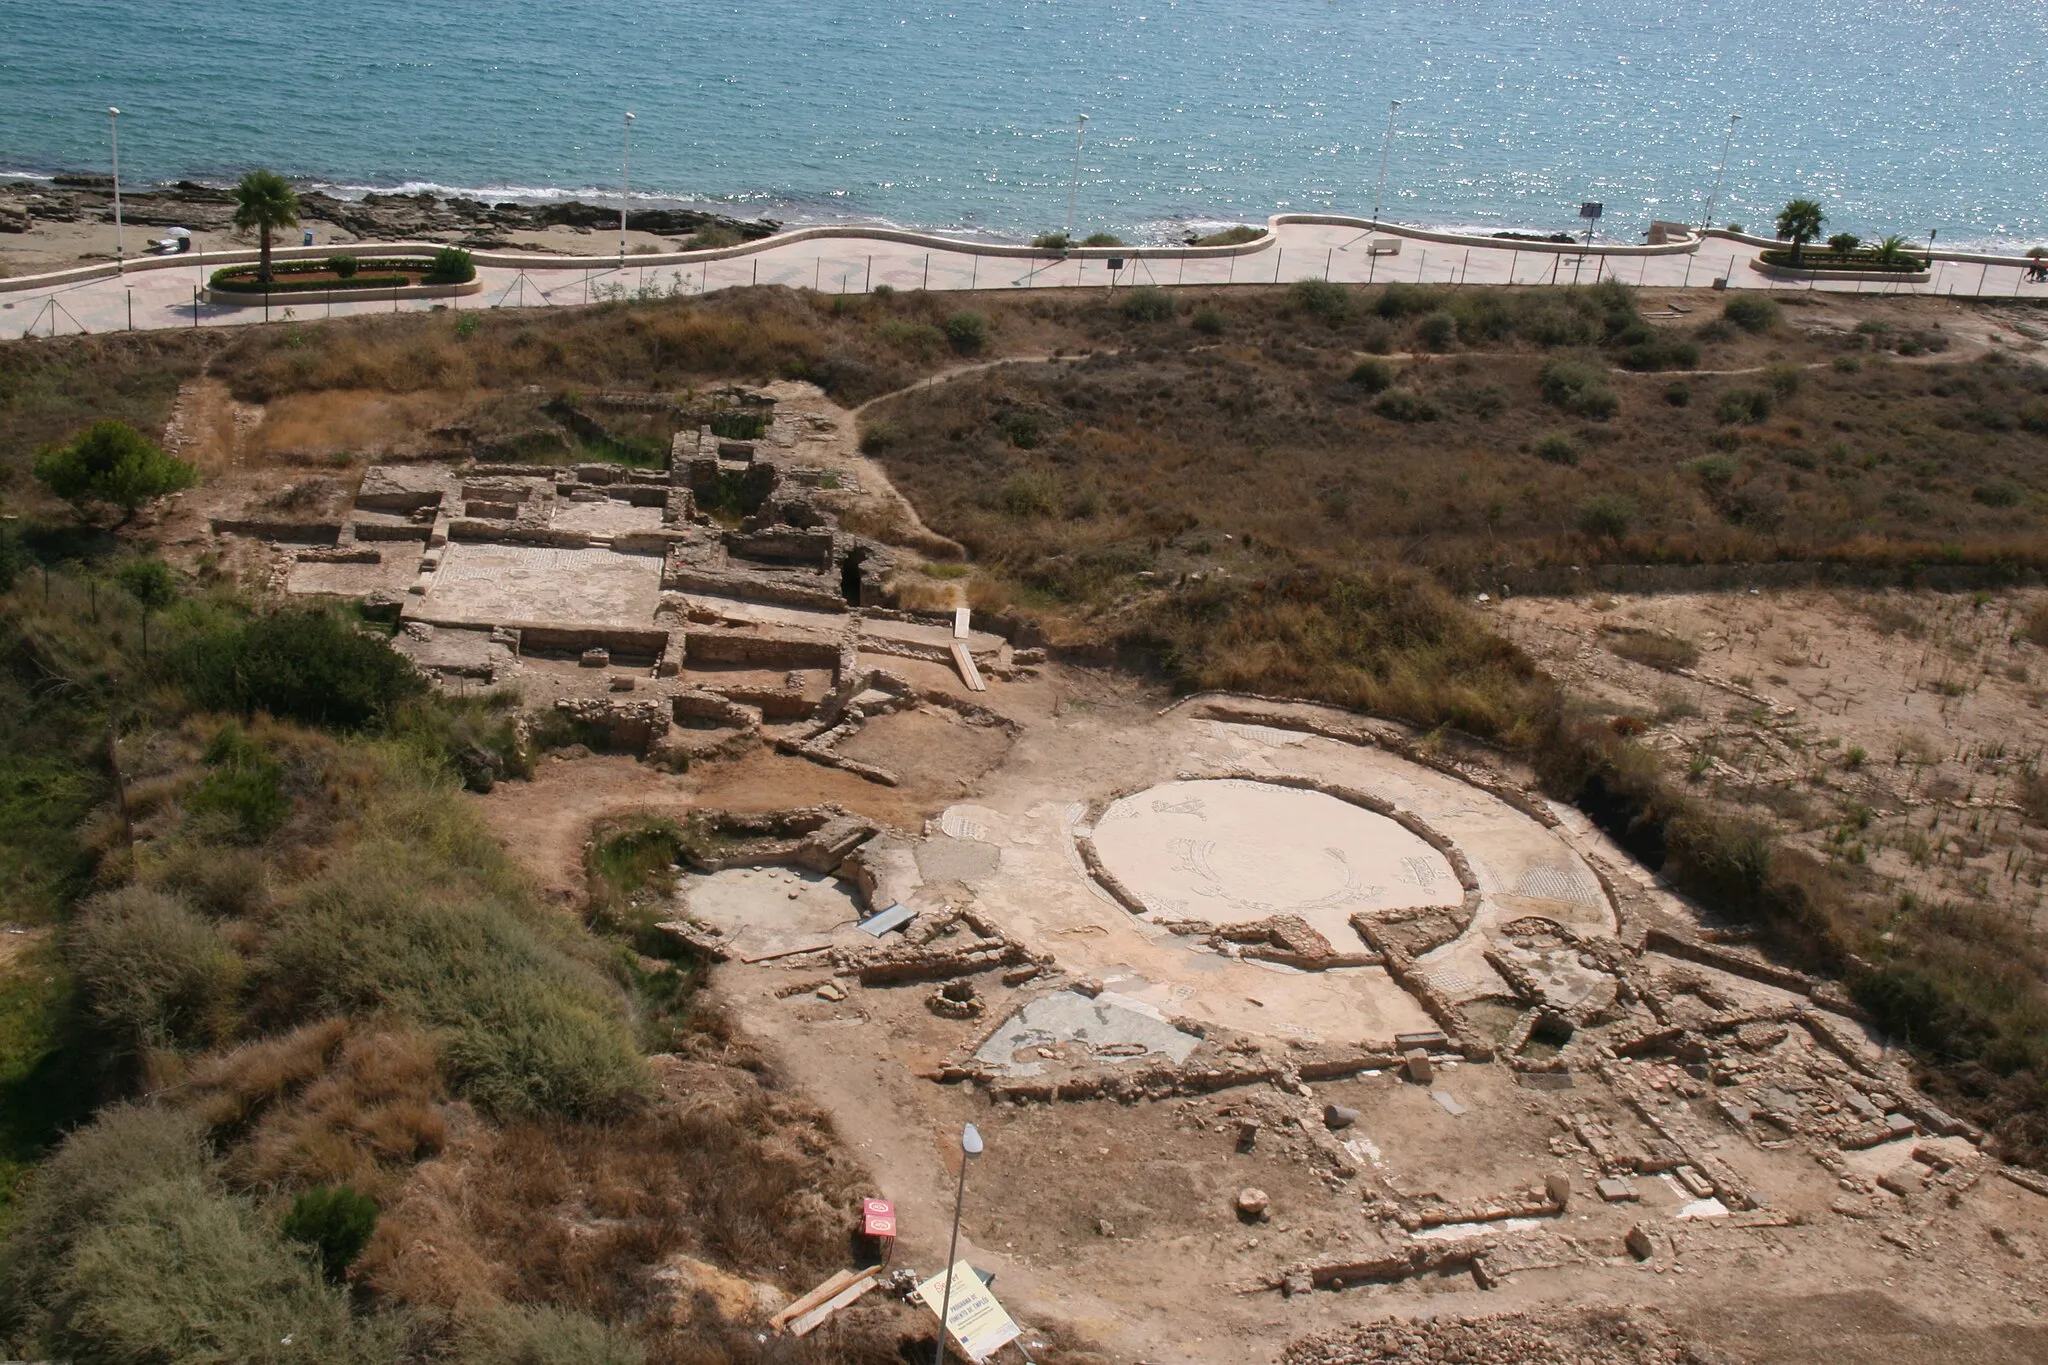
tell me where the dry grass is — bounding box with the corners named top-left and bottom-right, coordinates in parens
top-left (1602, 627), bottom-right (1702, 672)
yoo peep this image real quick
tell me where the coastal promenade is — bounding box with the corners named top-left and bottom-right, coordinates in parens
top-left (4, 215), bottom-right (2044, 339)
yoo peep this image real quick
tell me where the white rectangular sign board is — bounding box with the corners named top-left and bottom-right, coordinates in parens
top-left (915, 1261), bottom-right (1022, 1363)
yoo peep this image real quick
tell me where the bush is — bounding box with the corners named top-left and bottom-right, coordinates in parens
top-left (0, 1106), bottom-right (212, 1338)
top-left (1190, 305), bottom-right (1225, 336)
top-left (1030, 232), bottom-right (1070, 250)
top-left (185, 726), bottom-right (291, 842)
top-left (1664, 381), bottom-right (1692, 407)
top-left (261, 834), bottom-right (646, 1120)
top-left (426, 246), bottom-right (476, 284)
top-left (1690, 454), bottom-right (1739, 488)
top-left (1577, 493), bottom-right (1635, 540)
top-left (1619, 335), bottom-right (1702, 372)
top-left (857, 418), bottom-right (902, 454)
top-left (1723, 295), bottom-right (1781, 333)
top-left (1080, 232), bottom-right (1125, 247)
top-left (281, 1184), bottom-right (379, 1282)
top-left (1347, 358), bottom-right (1395, 393)
top-left (68, 886), bottom-right (242, 1050)
top-left (1415, 309), bottom-right (1458, 352)
top-left (1532, 432), bottom-right (1579, 466)
top-left (1974, 480), bottom-right (2024, 508)
top-left (1763, 362), bottom-right (1803, 398)
top-left (32, 419), bottom-right (199, 520)
top-left (1525, 305), bottom-right (1596, 348)
top-left (877, 318), bottom-right (947, 358)
top-left (1372, 389), bottom-right (1439, 422)
top-left (1537, 359), bottom-right (1618, 419)
top-left (450, 1303), bottom-right (646, 1365)
top-left (1603, 629), bottom-right (1700, 671)
top-left (1289, 277), bottom-right (1352, 323)
top-left (1191, 225), bottom-right (1265, 247)
top-left (326, 254), bottom-right (358, 280)
top-left (997, 471), bottom-right (1061, 518)
top-left (944, 311), bottom-right (990, 355)
top-left (1716, 387), bottom-right (1774, 425)
top-left (166, 608), bottom-right (427, 730)
top-left (1121, 285), bottom-right (1174, 323)
top-left (50, 1178), bottom-right (395, 1365)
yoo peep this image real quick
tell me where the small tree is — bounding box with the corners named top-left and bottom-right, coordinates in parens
top-left (232, 169), bottom-right (300, 284)
top-left (33, 420), bottom-right (198, 524)
top-left (426, 246), bottom-right (475, 284)
top-left (326, 254), bottom-right (358, 280)
top-left (1827, 233), bottom-right (1860, 257)
top-left (1775, 198), bottom-right (1826, 265)
top-left (116, 558), bottom-right (178, 659)
top-left (1873, 234), bottom-right (1916, 269)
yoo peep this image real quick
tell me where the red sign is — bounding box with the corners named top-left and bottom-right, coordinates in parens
top-left (862, 1198), bottom-right (896, 1238)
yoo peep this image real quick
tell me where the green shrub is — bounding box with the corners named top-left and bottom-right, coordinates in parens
top-left (1414, 309), bottom-right (1458, 352)
top-left (426, 246), bottom-right (476, 284)
top-left (1577, 493), bottom-right (1635, 540)
top-left (261, 833), bottom-right (645, 1120)
top-left (1374, 282), bottom-right (1446, 320)
top-left (1191, 225), bottom-right (1264, 247)
top-left (32, 420), bottom-right (198, 521)
top-left (1763, 362), bottom-right (1803, 398)
top-left (1190, 305), bottom-right (1225, 336)
top-left (2019, 400), bottom-right (2048, 435)
top-left (1347, 358), bottom-right (1395, 393)
top-left (1537, 359), bottom-right (1618, 419)
top-left (1664, 381), bottom-right (1692, 407)
top-left (1524, 306), bottom-right (1596, 348)
top-left (68, 887), bottom-right (241, 1051)
top-left (1620, 335), bottom-right (1702, 372)
top-left (877, 318), bottom-right (948, 358)
top-left (997, 471), bottom-right (1062, 518)
top-left (1121, 286), bottom-right (1174, 323)
top-left (184, 723), bottom-right (291, 842)
top-left (1030, 232), bottom-right (1071, 250)
top-left (1532, 432), bottom-right (1579, 466)
top-left (50, 1178), bottom-right (396, 1365)
top-left (0, 1106), bottom-right (212, 1338)
top-left (1974, 480), bottom-right (2024, 509)
top-left (1372, 389), bottom-right (1439, 422)
top-left (326, 254), bottom-right (358, 280)
top-left (858, 418), bottom-right (902, 454)
top-left (944, 311), bottom-right (990, 355)
top-left (166, 607), bottom-right (426, 730)
top-left (1716, 387), bottom-right (1774, 425)
top-left (1690, 454), bottom-right (1739, 488)
top-left (281, 1184), bottom-right (379, 1282)
top-left (1081, 232), bottom-right (1125, 247)
top-left (1723, 295), bottom-right (1781, 333)
top-left (1357, 318), bottom-right (1396, 354)
top-left (450, 1303), bottom-right (646, 1365)
top-left (1289, 278), bottom-right (1352, 323)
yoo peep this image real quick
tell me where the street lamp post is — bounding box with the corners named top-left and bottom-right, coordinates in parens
top-left (1700, 112), bottom-right (1741, 236)
top-left (932, 1123), bottom-right (983, 1365)
top-left (109, 107), bottom-right (123, 271)
top-left (1065, 115), bottom-right (1089, 239)
top-left (1371, 98), bottom-right (1400, 231)
top-left (620, 111), bottom-right (635, 264)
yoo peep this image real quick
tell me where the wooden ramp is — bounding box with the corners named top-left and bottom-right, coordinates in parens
top-left (950, 607), bottom-right (986, 690)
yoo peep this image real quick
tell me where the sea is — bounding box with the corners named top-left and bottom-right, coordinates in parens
top-left (2, 0), bottom-right (2043, 250)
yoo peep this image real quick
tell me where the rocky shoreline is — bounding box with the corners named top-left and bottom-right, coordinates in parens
top-left (0, 175), bottom-right (779, 249)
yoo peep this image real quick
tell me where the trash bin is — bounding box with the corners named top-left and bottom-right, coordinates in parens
top-left (303, 229), bottom-right (315, 247)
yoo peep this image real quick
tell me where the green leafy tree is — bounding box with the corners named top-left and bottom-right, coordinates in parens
top-left (426, 246), bottom-right (475, 284)
top-left (232, 169), bottom-right (300, 284)
top-left (326, 254), bottom-right (358, 280)
top-left (116, 558), bottom-right (179, 659)
top-left (33, 420), bottom-right (198, 523)
top-left (1827, 232), bottom-right (1860, 257)
top-left (1775, 198), bottom-right (1826, 265)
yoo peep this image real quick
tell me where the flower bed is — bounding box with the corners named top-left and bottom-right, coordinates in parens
top-left (1758, 249), bottom-right (1926, 273)
top-left (209, 249), bottom-right (475, 293)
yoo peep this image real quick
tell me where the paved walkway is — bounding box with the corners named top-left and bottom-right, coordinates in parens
top-left (5, 217), bottom-right (2044, 339)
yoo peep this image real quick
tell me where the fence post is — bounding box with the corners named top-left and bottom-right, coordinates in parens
top-left (924, 254), bottom-right (931, 290)
top-left (1325, 247), bottom-right (1332, 281)
top-left (865, 255), bottom-right (872, 292)
top-left (1274, 247), bottom-right (1282, 283)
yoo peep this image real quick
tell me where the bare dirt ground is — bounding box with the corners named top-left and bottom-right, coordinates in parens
top-left (1492, 587), bottom-right (2048, 931)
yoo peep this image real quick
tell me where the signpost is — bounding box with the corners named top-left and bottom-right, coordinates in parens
top-left (1575, 202), bottom-right (1603, 283)
top-left (916, 1262), bottom-right (1021, 1363)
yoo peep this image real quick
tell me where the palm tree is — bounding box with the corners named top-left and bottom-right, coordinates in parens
top-left (1775, 198), bottom-right (1826, 266)
top-left (1827, 232), bottom-right (1861, 258)
top-left (232, 170), bottom-right (300, 284)
top-left (1872, 235), bottom-right (1915, 269)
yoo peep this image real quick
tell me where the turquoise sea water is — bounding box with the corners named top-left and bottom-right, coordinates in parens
top-left (3, 0), bottom-right (2043, 248)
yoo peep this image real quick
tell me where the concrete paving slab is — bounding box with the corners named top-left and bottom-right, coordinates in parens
top-left (417, 542), bottom-right (662, 628)
top-left (972, 989), bottom-right (1200, 1077)
top-left (682, 867), bottom-right (866, 959)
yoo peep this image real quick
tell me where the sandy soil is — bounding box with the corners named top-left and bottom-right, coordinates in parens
top-left (1492, 587), bottom-right (2048, 932)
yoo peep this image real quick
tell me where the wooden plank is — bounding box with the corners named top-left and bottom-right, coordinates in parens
top-left (953, 606), bottom-right (971, 639)
top-left (771, 1267), bottom-right (861, 1331)
top-left (742, 942), bottom-right (836, 965)
top-left (788, 1268), bottom-right (881, 1337)
top-left (950, 641), bottom-right (986, 692)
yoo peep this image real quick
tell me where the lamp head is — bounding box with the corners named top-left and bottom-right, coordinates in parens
top-left (961, 1123), bottom-right (984, 1157)
top-left (109, 106), bottom-right (120, 117)
top-left (625, 111), bottom-right (635, 123)
top-left (1078, 114), bottom-right (1089, 125)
